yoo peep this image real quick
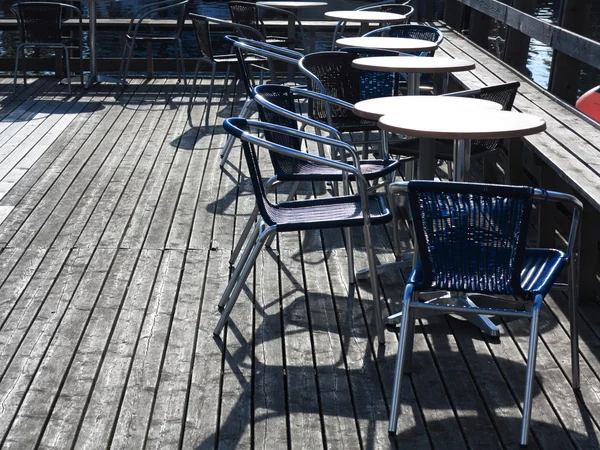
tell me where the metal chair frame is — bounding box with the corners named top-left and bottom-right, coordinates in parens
top-left (219, 35), bottom-right (305, 167)
top-left (187, 14), bottom-right (267, 126)
top-left (120, 0), bottom-right (189, 82)
top-left (228, 1), bottom-right (307, 50)
top-left (216, 117), bottom-right (394, 343)
top-left (387, 180), bottom-right (582, 446)
top-left (11, 1), bottom-right (83, 94)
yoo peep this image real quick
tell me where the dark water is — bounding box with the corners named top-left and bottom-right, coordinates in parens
top-left (1, 0), bottom-right (599, 94)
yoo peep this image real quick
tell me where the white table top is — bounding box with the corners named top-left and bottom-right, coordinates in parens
top-left (378, 109), bottom-right (546, 139)
top-left (352, 56), bottom-right (475, 73)
top-left (258, 1), bottom-right (327, 8)
top-left (354, 96), bottom-right (502, 121)
top-left (335, 36), bottom-right (438, 53)
top-left (325, 10), bottom-right (406, 22)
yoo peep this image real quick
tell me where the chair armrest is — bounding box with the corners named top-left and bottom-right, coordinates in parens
top-left (233, 37), bottom-right (303, 64)
top-left (127, 0), bottom-right (188, 37)
top-left (532, 189), bottom-right (583, 263)
top-left (253, 87), bottom-right (343, 141)
top-left (201, 16), bottom-right (266, 41)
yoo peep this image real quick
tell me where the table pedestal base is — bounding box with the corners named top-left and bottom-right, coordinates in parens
top-left (85, 73), bottom-right (126, 89)
top-left (386, 292), bottom-right (501, 337)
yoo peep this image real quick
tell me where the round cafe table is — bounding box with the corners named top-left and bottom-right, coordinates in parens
top-left (379, 108), bottom-right (546, 182)
top-left (80, 0), bottom-right (125, 88)
top-left (354, 96), bottom-right (502, 180)
top-left (335, 36), bottom-right (438, 54)
top-left (325, 10), bottom-right (407, 36)
top-left (352, 56), bottom-right (475, 96)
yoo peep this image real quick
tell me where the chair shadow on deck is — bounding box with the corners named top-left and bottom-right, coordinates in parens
top-left (193, 330), bottom-right (581, 450)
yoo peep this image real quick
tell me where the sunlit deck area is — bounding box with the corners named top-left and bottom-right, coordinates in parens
top-left (0, 73), bottom-right (599, 450)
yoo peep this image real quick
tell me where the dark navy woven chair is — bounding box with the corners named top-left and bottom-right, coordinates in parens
top-left (11, 1), bottom-right (84, 93)
top-left (215, 118), bottom-right (395, 343)
top-left (228, 1), bottom-right (306, 50)
top-left (388, 82), bottom-right (521, 180)
top-left (187, 15), bottom-right (267, 126)
top-left (223, 84), bottom-right (404, 271)
top-left (299, 51), bottom-right (398, 157)
top-left (387, 180), bottom-right (582, 446)
top-left (219, 35), bottom-right (304, 168)
top-left (120, 0), bottom-right (189, 82)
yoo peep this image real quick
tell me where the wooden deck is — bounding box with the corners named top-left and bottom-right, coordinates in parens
top-left (0, 75), bottom-right (599, 450)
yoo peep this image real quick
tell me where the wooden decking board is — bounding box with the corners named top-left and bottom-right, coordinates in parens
top-left (0, 76), bottom-right (597, 449)
top-left (73, 79), bottom-right (175, 249)
top-left (0, 84), bottom-right (133, 248)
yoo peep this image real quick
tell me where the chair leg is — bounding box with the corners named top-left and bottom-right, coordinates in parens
top-left (13, 44), bottom-right (24, 92)
top-left (120, 40), bottom-right (134, 81)
top-left (62, 45), bottom-right (72, 94)
top-left (520, 295), bottom-right (542, 446)
top-left (187, 60), bottom-right (201, 121)
top-left (569, 245), bottom-right (580, 390)
top-left (388, 283), bottom-right (415, 434)
top-left (230, 206), bottom-right (260, 267)
top-left (177, 38), bottom-right (186, 85)
top-left (220, 98), bottom-right (254, 168)
top-left (364, 222), bottom-right (385, 344)
top-left (205, 64), bottom-right (216, 127)
top-left (220, 220), bottom-right (263, 308)
top-left (214, 223), bottom-right (275, 335)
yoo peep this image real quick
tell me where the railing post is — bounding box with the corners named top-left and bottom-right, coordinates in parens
top-left (548, 0), bottom-right (592, 104)
top-left (443, 0), bottom-right (465, 31)
top-left (502, 0), bottom-right (536, 74)
top-left (468, 8), bottom-right (491, 48)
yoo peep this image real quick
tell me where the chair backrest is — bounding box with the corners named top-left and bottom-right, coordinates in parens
top-left (404, 181), bottom-right (534, 298)
top-left (339, 47), bottom-right (403, 98)
top-left (228, 1), bottom-right (261, 33)
top-left (299, 51), bottom-right (362, 122)
top-left (11, 2), bottom-right (67, 43)
top-left (447, 81), bottom-right (520, 150)
top-left (129, 0), bottom-right (188, 38)
top-left (253, 84), bottom-right (311, 177)
top-left (364, 24), bottom-right (443, 56)
top-left (189, 14), bottom-right (215, 61)
top-left (360, 3), bottom-right (414, 23)
top-left (223, 118), bottom-right (278, 226)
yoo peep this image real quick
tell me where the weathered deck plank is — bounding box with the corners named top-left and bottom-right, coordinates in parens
top-left (0, 75), bottom-right (596, 450)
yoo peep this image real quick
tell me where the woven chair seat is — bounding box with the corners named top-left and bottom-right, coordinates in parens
top-left (266, 193), bottom-right (392, 231)
top-left (274, 157), bottom-right (403, 182)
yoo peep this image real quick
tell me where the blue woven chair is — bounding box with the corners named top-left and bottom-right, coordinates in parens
top-left (215, 118), bottom-right (395, 343)
top-left (387, 180), bottom-right (582, 446)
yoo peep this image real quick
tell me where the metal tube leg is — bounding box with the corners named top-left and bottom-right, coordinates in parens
top-left (453, 139), bottom-right (471, 182)
top-left (520, 296), bottom-right (542, 446)
top-left (187, 60), bottom-right (201, 120)
top-left (345, 227), bottom-right (354, 284)
top-left (220, 98), bottom-right (254, 167)
top-left (220, 220), bottom-right (263, 308)
top-left (62, 45), bottom-right (72, 94)
top-left (230, 206), bottom-right (260, 266)
top-left (389, 284), bottom-right (414, 433)
top-left (364, 223), bottom-right (385, 344)
top-left (13, 44), bottom-right (23, 92)
top-left (569, 250), bottom-right (580, 389)
top-left (214, 226), bottom-right (274, 335)
top-left (205, 65), bottom-right (216, 126)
